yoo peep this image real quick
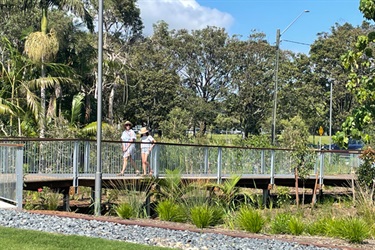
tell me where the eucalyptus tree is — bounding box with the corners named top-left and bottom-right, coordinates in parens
top-left (309, 22), bottom-right (366, 135)
top-left (88, 0), bottom-right (143, 125)
top-left (229, 32), bottom-right (275, 136)
top-left (122, 21), bottom-right (180, 130)
top-left (172, 27), bottom-right (235, 134)
top-left (277, 52), bottom-right (325, 137)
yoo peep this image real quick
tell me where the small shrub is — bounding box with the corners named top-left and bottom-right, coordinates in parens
top-left (270, 212), bottom-right (292, 234)
top-left (330, 217), bottom-right (370, 243)
top-left (116, 203), bottom-right (133, 219)
top-left (190, 204), bottom-right (223, 228)
top-left (156, 199), bottom-right (186, 222)
top-left (275, 186), bottom-right (291, 208)
top-left (358, 148), bottom-right (375, 188)
top-left (45, 191), bottom-right (61, 210)
top-left (288, 217), bottom-right (304, 235)
top-left (307, 217), bottom-right (334, 236)
top-left (236, 206), bottom-right (265, 233)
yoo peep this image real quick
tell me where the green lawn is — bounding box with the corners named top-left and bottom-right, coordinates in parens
top-left (0, 226), bottom-right (173, 250)
top-left (308, 135), bottom-right (332, 145)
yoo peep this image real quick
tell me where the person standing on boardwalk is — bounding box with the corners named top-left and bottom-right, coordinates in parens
top-left (139, 127), bottom-right (156, 176)
top-left (118, 121), bottom-right (138, 176)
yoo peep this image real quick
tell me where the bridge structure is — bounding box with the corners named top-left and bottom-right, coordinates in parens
top-left (0, 138), bottom-right (361, 210)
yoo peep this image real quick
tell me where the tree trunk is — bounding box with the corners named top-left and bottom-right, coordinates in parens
top-left (295, 167), bottom-right (299, 208)
top-left (108, 86), bottom-right (115, 125)
top-left (40, 63), bottom-right (46, 138)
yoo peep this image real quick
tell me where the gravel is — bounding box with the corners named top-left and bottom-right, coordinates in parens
top-left (0, 208), bottom-right (339, 250)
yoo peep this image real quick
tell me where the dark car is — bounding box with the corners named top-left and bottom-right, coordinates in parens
top-left (322, 138), bottom-right (364, 150)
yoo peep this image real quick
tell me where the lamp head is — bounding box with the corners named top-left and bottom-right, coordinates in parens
top-left (304, 10), bottom-right (310, 13)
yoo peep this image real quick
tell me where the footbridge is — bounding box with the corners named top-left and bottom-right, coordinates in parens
top-left (1, 138), bottom-right (361, 209)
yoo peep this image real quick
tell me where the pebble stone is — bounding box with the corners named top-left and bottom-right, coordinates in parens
top-left (0, 209), bottom-right (339, 250)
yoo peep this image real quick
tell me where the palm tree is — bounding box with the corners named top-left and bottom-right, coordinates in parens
top-left (23, 0), bottom-right (93, 137)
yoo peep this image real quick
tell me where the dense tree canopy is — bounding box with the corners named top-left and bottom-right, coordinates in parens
top-left (0, 1), bottom-right (371, 147)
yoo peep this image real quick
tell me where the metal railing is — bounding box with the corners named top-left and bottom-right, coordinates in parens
top-left (0, 138), bottom-right (362, 188)
top-left (0, 143), bottom-right (23, 209)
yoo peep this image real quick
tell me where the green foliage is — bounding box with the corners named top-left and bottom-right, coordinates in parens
top-left (190, 204), bottom-right (223, 228)
top-left (235, 206), bottom-right (265, 233)
top-left (270, 212), bottom-right (292, 234)
top-left (307, 217), bottom-right (335, 236)
top-left (115, 202), bottom-right (133, 219)
top-left (354, 182), bottom-right (375, 225)
top-left (275, 186), bottom-right (291, 208)
top-left (156, 199), bottom-right (186, 222)
top-left (357, 148), bottom-right (375, 187)
top-left (159, 107), bottom-right (191, 140)
top-left (24, 187), bottom-right (61, 210)
top-left (288, 217), bottom-right (305, 235)
top-left (330, 217), bottom-right (370, 243)
top-left (360, 0), bottom-right (375, 21)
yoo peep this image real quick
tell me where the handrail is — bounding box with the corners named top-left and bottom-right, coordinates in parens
top-left (0, 137), bottom-right (362, 153)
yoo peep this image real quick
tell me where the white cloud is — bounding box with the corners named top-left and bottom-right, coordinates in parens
top-left (138, 0), bottom-right (234, 35)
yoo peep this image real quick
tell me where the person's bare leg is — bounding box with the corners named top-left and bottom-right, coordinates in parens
top-left (129, 157), bottom-right (138, 174)
top-left (120, 157), bottom-right (128, 174)
top-left (141, 153), bottom-right (147, 175)
top-left (145, 154), bottom-right (151, 175)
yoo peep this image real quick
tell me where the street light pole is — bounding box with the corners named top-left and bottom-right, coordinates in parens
top-left (94, 0), bottom-right (103, 216)
top-left (329, 80), bottom-right (333, 150)
top-left (271, 10), bottom-right (309, 145)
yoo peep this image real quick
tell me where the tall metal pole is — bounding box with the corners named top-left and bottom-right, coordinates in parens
top-left (271, 10), bottom-right (309, 145)
top-left (329, 80), bottom-right (333, 150)
top-left (94, 0), bottom-right (103, 216)
top-left (272, 29), bottom-right (280, 145)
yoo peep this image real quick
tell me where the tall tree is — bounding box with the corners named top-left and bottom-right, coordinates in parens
top-left (23, 0), bottom-right (93, 137)
top-left (173, 26), bottom-right (234, 133)
top-left (230, 32), bottom-right (274, 136)
top-left (309, 23), bottom-right (365, 136)
top-left (333, 0), bottom-right (375, 145)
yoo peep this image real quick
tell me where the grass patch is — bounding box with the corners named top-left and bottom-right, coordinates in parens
top-left (0, 226), bottom-right (172, 250)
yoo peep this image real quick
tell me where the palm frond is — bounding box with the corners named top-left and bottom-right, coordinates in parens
top-left (81, 122), bottom-right (110, 135)
top-left (70, 93), bottom-right (84, 124)
top-left (0, 98), bottom-right (15, 115)
top-left (28, 77), bottom-right (76, 89)
top-left (23, 87), bottom-right (40, 121)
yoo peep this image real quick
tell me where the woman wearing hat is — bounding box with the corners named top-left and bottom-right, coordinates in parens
top-left (139, 127), bottom-right (156, 176)
top-left (118, 121), bottom-right (138, 176)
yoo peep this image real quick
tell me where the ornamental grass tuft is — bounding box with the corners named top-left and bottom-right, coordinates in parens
top-left (156, 199), bottom-right (186, 222)
top-left (236, 206), bottom-right (265, 233)
top-left (190, 204), bottom-right (223, 228)
top-left (330, 217), bottom-right (370, 243)
top-left (116, 202), bottom-right (133, 219)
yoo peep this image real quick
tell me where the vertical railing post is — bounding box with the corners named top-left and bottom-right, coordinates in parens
top-left (319, 151), bottom-right (324, 185)
top-left (72, 141), bottom-right (79, 190)
top-left (261, 150), bottom-right (265, 174)
top-left (204, 147), bottom-right (209, 174)
top-left (152, 144), bottom-right (159, 178)
top-left (15, 145), bottom-right (23, 210)
top-left (270, 150), bottom-right (275, 185)
top-left (84, 141), bottom-right (90, 174)
top-left (217, 147), bottom-right (222, 184)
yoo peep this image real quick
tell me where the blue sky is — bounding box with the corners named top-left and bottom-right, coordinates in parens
top-left (138, 0), bottom-right (366, 54)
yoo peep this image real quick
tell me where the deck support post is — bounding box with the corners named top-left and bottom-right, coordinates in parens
top-left (62, 188), bottom-right (70, 211)
top-left (262, 188), bottom-right (269, 207)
